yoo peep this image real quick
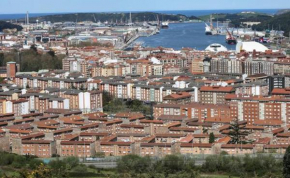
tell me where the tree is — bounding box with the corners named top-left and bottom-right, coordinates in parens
top-left (48, 159), bottom-right (69, 177)
top-left (102, 91), bottom-right (113, 106)
top-left (80, 84), bottom-right (85, 91)
top-left (0, 21), bottom-right (23, 31)
top-left (228, 118), bottom-right (248, 144)
top-left (1, 50), bottom-right (64, 72)
top-left (209, 132), bottom-right (215, 143)
top-left (48, 50), bottom-right (55, 57)
top-left (284, 146), bottom-right (290, 178)
top-left (30, 45), bottom-right (37, 52)
top-left (117, 154), bottom-right (151, 175)
top-left (24, 163), bottom-right (52, 178)
top-left (0, 77), bottom-right (4, 83)
top-left (63, 156), bottom-right (79, 170)
top-left (0, 53), bottom-right (4, 66)
top-left (70, 83), bottom-right (76, 89)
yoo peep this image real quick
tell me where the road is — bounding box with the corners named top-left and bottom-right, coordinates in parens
top-left (84, 159), bottom-right (205, 168)
top-left (82, 154), bottom-right (283, 169)
top-left (84, 161), bottom-right (117, 168)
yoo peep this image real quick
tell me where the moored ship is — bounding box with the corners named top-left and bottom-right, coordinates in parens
top-left (161, 21), bottom-right (169, 29)
top-left (226, 29), bottom-right (237, 45)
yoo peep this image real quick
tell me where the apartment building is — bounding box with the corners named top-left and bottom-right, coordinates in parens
top-left (21, 140), bottom-right (56, 158)
top-left (226, 94), bottom-right (290, 125)
top-left (60, 141), bottom-right (95, 157)
top-left (200, 86), bottom-right (235, 104)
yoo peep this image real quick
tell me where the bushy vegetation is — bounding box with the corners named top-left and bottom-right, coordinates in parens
top-left (0, 21), bottom-right (23, 32)
top-left (0, 152), bottom-right (89, 178)
top-left (70, 42), bottom-right (113, 48)
top-left (115, 154), bottom-right (199, 178)
top-left (115, 154), bottom-right (283, 178)
top-left (253, 12), bottom-right (290, 37)
top-left (0, 152), bottom-right (40, 169)
top-left (202, 154), bottom-right (282, 177)
top-left (284, 146), bottom-right (290, 178)
top-left (0, 151), bottom-right (287, 178)
top-left (103, 92), bottom-right (151, 116)
top-left (0, 46), bottom-right (64, 72)
top-left (199, 13), bottom-right (272, 28)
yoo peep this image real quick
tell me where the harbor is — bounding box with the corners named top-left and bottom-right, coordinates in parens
top-left (134, 22), bottom-right (237, 50)
top-left (14, 10), bottom-right (287, 52)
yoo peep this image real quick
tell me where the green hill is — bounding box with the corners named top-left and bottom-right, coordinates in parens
top-left (276, 9), bottom-right (290, 15)
top-left (23, 12), bottom-right (199, 23)
top-left (253, 12), bottom-right (290, 36)
top-left (199, 12), bottom-right (272, 27)
top-left (0, 21), bottom-right (23, 32)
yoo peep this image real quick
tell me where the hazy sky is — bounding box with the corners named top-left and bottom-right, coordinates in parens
top-left (2, 0), bottom-right (290, 14)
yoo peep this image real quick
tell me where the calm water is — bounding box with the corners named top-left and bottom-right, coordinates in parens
top-left (0, 9), bottom-right (278, 50)
top-left (0, 9), bottom-right (279, 20)
top-left (135, 22), bottom-right (236, 50)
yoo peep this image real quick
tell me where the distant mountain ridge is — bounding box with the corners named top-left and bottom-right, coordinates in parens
top-left (18, 12), bottom-right (199, 23)
top-left (276, 9), bottom-right (290, 15)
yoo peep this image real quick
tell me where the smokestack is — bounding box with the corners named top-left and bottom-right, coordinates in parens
top-left (26, 11), bottom-right (29, 25)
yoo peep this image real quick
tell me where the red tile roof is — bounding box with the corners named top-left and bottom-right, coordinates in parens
top-left (221, 144), bottom-right (254, 149)
top-left (254, 120), bottom-right (282, 126)
top-left (200, 86), bottom-right (235, 92)
top-left (272, 88), bottom-right (290, 95)
top-left (22, 140), bottom-right (52, 144)
top-left (180, 143), bottom-right (212, 148)
top-left (100, 141), bottom-right (132, 146)
top-left (163, 92), bottom-right (191, 100)
top-left (61, 141), bottom-right (93, 145)
top-left (254, 137), bottom-right (271, 144)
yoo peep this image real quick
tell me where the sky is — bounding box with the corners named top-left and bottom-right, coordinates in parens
top-left (1, 0), bottom-right (290, 14)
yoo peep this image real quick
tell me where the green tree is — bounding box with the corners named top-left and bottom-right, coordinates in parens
top-left (63, 156), bottom-right (79, 170)
top-left (30, 45), bottom-right (37, 52)
top-left (284, 146), bottom-right (290, 178)
top-left (102, 91), bottom-right (112, 106)
top-left (0, 53), bottom-right (4, 66)
top-left (0, 77), bottom-right (4, 83)
top-left (209, 132), bottom-right (215, 143)
top-left (80, 84), bottom-right (85, 91)
top-left (0, 21), bottom-right (23, 31)
top-left (48, 159), bottom-right (69, 178)
top-left (228, 118), bottom-right (248, 144)
top-left (25, 163), bottom-right (52, 178)
top-left (117, 154), bottom-right (151, 175)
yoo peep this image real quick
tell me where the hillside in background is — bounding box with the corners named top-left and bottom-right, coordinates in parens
top-left (0, 21), bottom-right (23, 32)
top-left (199, 12), bottom-right (272, 27)
top-left (22, 12), bottom-right (199, 23)
top-left (253, 12), bottom-right (290, 36)
top-left (276, 9), bottom-right (290, 15)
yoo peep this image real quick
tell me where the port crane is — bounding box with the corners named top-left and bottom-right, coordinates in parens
top-left (226, 28), bottom-right (237, 45)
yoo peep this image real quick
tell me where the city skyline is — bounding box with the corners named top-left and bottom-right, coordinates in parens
top-left (1, 0), bottom-right (290, 14)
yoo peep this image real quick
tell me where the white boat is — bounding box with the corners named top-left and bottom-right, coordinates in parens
top-left (161, 21), bottom-right (169, 29)
top-left (205, 23), bottom-right (212, 35)
top-left (205, 43), bottom-right (228, 52)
